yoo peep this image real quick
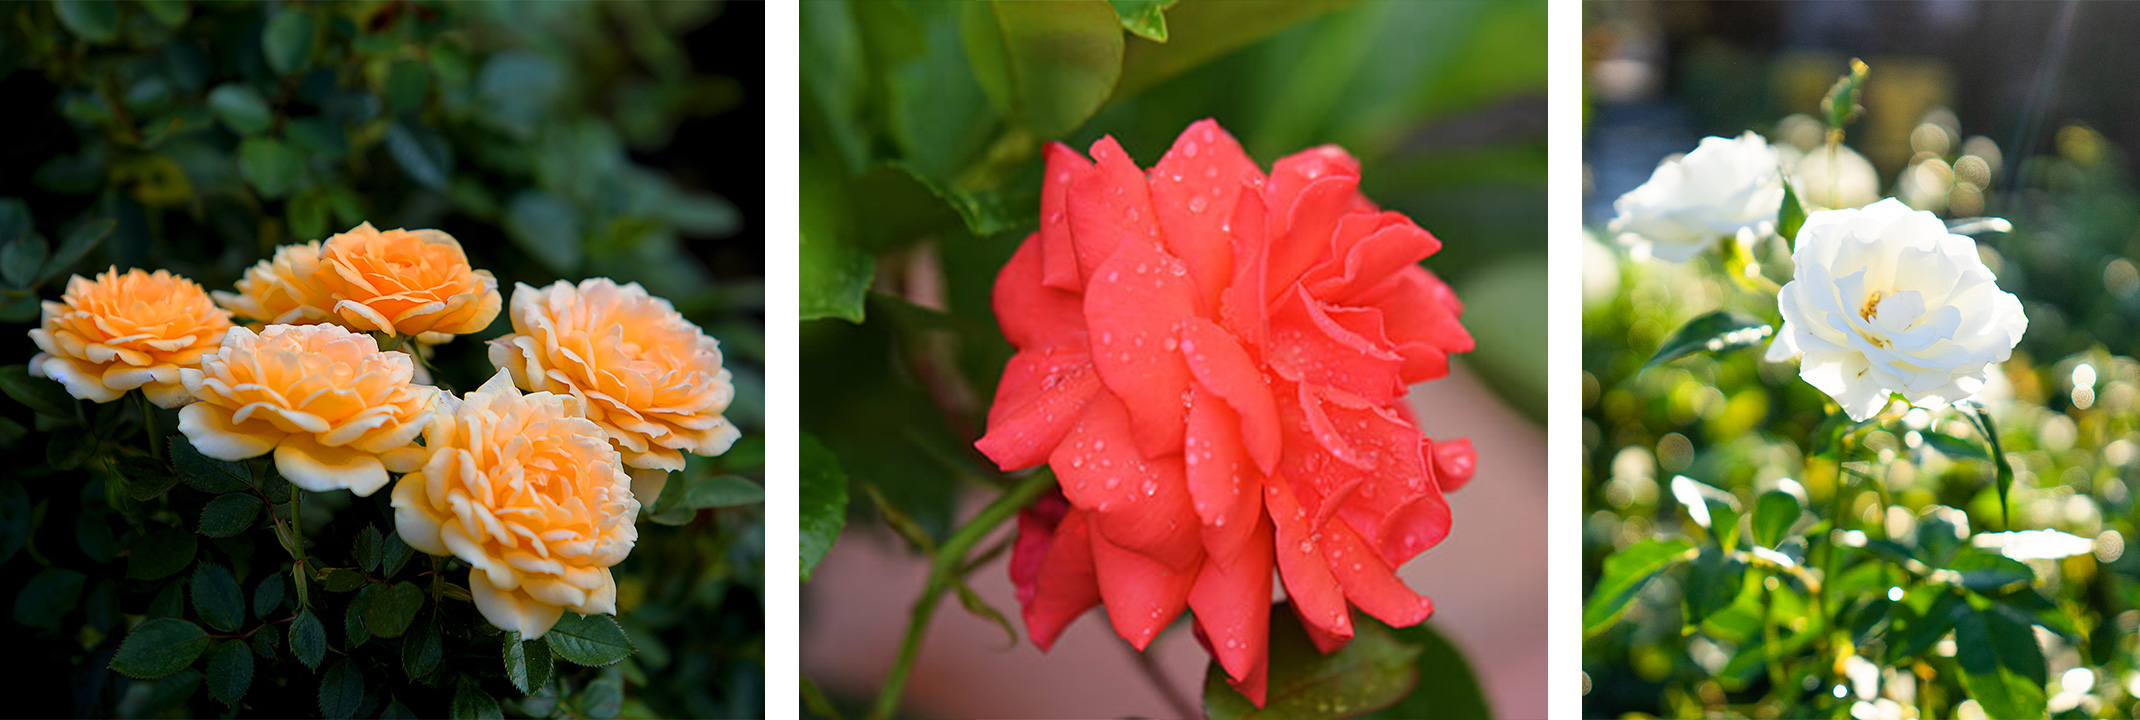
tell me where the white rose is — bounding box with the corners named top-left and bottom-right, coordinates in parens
top-left (1765, 198), bottom-right (2026, 421)
top-left (1782, 143), bottom-right (1881, 210)
top-left (1610, 132), bottom-right (1785, 262)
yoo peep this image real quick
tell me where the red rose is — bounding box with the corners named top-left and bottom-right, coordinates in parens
top-left (976, 119), bottom-right (1477, 705)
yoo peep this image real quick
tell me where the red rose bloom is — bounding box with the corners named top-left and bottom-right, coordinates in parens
top-left (977, 119), bottom-right (1477, 705)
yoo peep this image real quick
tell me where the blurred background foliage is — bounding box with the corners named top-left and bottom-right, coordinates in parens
top-left (798, 0), bottom-right (1541, 717)
top-left (0, 1), bottom-right (763, 718)
top-left (1583, 2), bottom-right (2140, 718)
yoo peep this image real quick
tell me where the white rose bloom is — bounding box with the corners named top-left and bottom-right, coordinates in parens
top-left (1766, 199), bottom-right (2026, 421)
top-left (1610, 131), bottom-right (1786, 262)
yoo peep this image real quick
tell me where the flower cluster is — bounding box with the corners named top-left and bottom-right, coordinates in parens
top-left (976, 120), bottom-right (1477, 705)
top-left (25, 222), bottom-right (738, 639)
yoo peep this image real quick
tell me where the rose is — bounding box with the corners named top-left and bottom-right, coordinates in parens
top-left (177, 324), bottom-right (437, 496)
top-left (975, 119), bottom-right (1476, 705)
top-left (313, 222), bottom-right (502, 340)
top-left (213, 240), bottom-right (337, 328)
top-left (29, 267), bottom-right (233, 407)
top-left (1765, 198), bottom-right (2027, 421)
top-left (1610, 131), bottom-right (1786, 262)
top-left (487, 279), bottom-right (741, 503)
top-left (391, 371), bottom-right (640, 639)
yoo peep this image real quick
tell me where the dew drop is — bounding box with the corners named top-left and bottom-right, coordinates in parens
top-left (1163, 337), bottom-right (1179, 352)
top-left (1189, 195), bottom-right (1209, 213)
top-left (1184, 142), bottom-right (1200, 158)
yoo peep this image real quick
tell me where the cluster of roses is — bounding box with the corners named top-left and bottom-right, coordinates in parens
top-left (25, 223), bottom-right (739, 639)
top-left (1610, 132), bottom-right (2028, 421)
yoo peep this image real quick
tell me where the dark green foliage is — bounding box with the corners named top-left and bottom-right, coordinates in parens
top-left (0, 1), bottom-right (764, 717)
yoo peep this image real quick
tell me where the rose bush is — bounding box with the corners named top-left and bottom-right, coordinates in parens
top-left (975, 119), bottom-right (1477, 704)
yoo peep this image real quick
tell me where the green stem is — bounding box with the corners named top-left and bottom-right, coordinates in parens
top-left (135, 390), bottom-right (161, 462)
top-left (868, 472), bottom-right (1055, 720)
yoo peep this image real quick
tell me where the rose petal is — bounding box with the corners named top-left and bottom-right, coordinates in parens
top-left (1187, 513), bottom-right (1273, 688)
top-left (471, 572), bottom-right (565, 640)
top-left (994, 234), bottom-right (1088, 351)
top-left (1180, 316), bottom-right (1282, 474)
top-left (975, 348), bottom-right (1101, 472)
top-left (275, 434), bottom-right (390, 497)
top-left (1050, 395), bottom-right (1202, 570)
top-left (1039, 142), bottom-right (1093, 291)
top-left (1264, 480), bottom-right (1352, 643)
top-left (1322, 520), bottom-right (1433, 628)
top-left (1150, 119), bottom-right (1261, 312)
top-left (1015, 505), bottom-right (1102, 651)
top-left (1083, 232), bottom-right (1196, 458)
top-left (1185, 386), bottom-right (1264, 561)
top-left (1090, 525), bottom-right (1197, 651)
top-left (1065, 136), bottom-right (1164, 285)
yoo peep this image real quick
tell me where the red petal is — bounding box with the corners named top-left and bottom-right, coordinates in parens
top-left (1066, 136), bottom-right (1164, 286)
top-left (1091, 525), bottom-right (1198, 650)
top-left (1189, 513), bottom-right (1274, 692)
top-left (1180, 316), bottom-right (1281, 474)
top-left (1040, 143), bottom-right (1094, 291)
top-left (993, 233), bottom-right (1087, 351)
top-left (1268, 288), bottom-right (1405, 404)
top-left (1050, 394), bottom-right (1202, 570)
top-left (1376, 488), bottom-right (1454, 567)
top-left (1264, 148), bottom-right (1363, 297)
top-left (1220, 175), bottom-right (1272, 352)
top-left (1083, 231), bottom-right (1196, 458)
top-left (975, 348), bottom-right (1101, 472)
top-left (1185, 385), bottom-right (1264, 560)
top-left (1305, 215), bottom-right (1442, 301)
top-left (1434, 437), bottom-right (1477, 493)
top-left (1322, 520), bottom-right (1433, 628)
top-left (1226, 656), bottom-right (1270, 708)
top-left (1360, 267), bottom-right (1472, 384)
top-left (1150, 119), bottom-right (1262, 313)
top-left (1018, 507), bottom-right (1102, 651)
top-left (1264, 479), bottom-right (1353, 643)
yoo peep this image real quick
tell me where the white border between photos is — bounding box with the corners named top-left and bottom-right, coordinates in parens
top-left (764, 1), bottom-right (801, 719)
top-left (1548, 0), bottom-right (1581, 716)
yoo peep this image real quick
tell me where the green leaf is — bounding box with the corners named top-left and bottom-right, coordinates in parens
top-left (251, 630), bottom-right (278, 660)
top-left (1951, 600), bottom-right (2047, 720)
top-left (503, 191), bottom-right (583, 274)
top-left (380, 530), bottom-right (413, 578)
top-left (383, 60), bottom-right (431, 116)
top-left (207, 83), bottom-right (273, 135)
top-left (1109, 0), bottom-right (1177, 41)
top-left (191, 565), bottom-right (246, 632)
top-left (1684, 546), bottom-right (1747, 628)
top-left (140, 0), bottom-right (186, 28)
top-left (47, 430), bottom-right (94, 469)
top-left (1362, 623), bottom-right (1491, 719)
top-left (237, 136), bottom-right (302, 199)
top-left (171, 437), bottom-right (252, 493)
top-left (1778, 175), bottom-right (1808, 243)
top-left (1751, 489), bottom-right (1801, 548)
top-left (205, 640), bottom-right (253, 708)
top-left (1668, 475), bottom-right (1744, 549)
top-left (961, 0), bottom-right (1124, 138)
top-left (109, 618), bottom-right (211, 679)
top-left (262, 9), bottom-right (316, 75)
top-left (683, 474), bottom-right (764, 508)
top-left (1644, 310), bottom-right (1774, 369)
top-left (1922, 430), bottom-right (1988, 460)
top-left (127, 527), bottom-right (198, 580)
top-left (544, 613), bottom-right (635, 667)
top-left (800, 433), bottom-right (850, 582)
top-left (1203, 606), bottom-right (1421, 719)
top-left (402, 610), bottom-right (442, 680)
top-left (799, 156), bottom-right (871, 322)
top-left (354, 526), bottom-right (382, 573)
top-left (1949, 551), bottom-right (2035, 593)
top-left (1583, 537), bottom-right (1694, 635)
top-left (1970, 404), bottom-right (2016, 528)
top-left (253, 575), bottom-right (285, 619)
top-left (54, 0), bottom-right (120, 42)
top-left (318, 659), bottom-right (365, 720)
top-left (200, 493), bottom-right (263, 538)
top-left (319, 567), bottom-right (368, 593)
top-left (385, 120), bottom-right (453, 190)
top-left (365, 582), bottom-right (422, 638)
top-left (0, 365), bottom-right (80, 418)
top-left (1116, 0), bottom-right (1354, 98)
top-left (0, 482), bottom-right (31, 566)
top-left (1, 232), bottom-right (48, 287)
top-left (343, 584), bottom-right (373, 648)
top-left (581, 672), bottom-right (624, 719)
top-left (114, 455), bottom-right (179, 500)
top-left (452, 677), bottom-right (503, 720)
top-left (14, 567), bottom-right (86, 631)
top-left (36, 217), bottom-right (113, 286)
top-left (290, 609), bottom-right (326, 671)
top-left (504, 633), bottom-right (553, 695)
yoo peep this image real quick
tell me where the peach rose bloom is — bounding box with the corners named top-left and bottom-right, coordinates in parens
top-left (313, 222), bottom-right (501, 339)
top-left (212, 240), bottom-right (336, 328)
top-left (177, 324), bottom-right (436, 497)
top-left (391, 371), bottom-right (640, 639)
top-left (488, 279), bottom-right (740, 503)
top-left (29, 267), bottom-right (233, 407)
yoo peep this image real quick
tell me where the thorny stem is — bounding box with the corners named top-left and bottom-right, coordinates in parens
top-left (868, 472), bottom-right (1055, 720)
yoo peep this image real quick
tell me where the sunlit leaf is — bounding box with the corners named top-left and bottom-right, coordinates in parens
top-left (1108, 0), bottom-right (1177, 42)
top-left (1751, 489), bottom-right (1801, 548)
top-left (1583, 537), bottom-right (1694, 635)
top-left (1644, 310), bottom-right (1773, 369)
top-left (961, 0), bottom-right (1124, 138)
top-left (1950, 600), bottom-right (2046, 720)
